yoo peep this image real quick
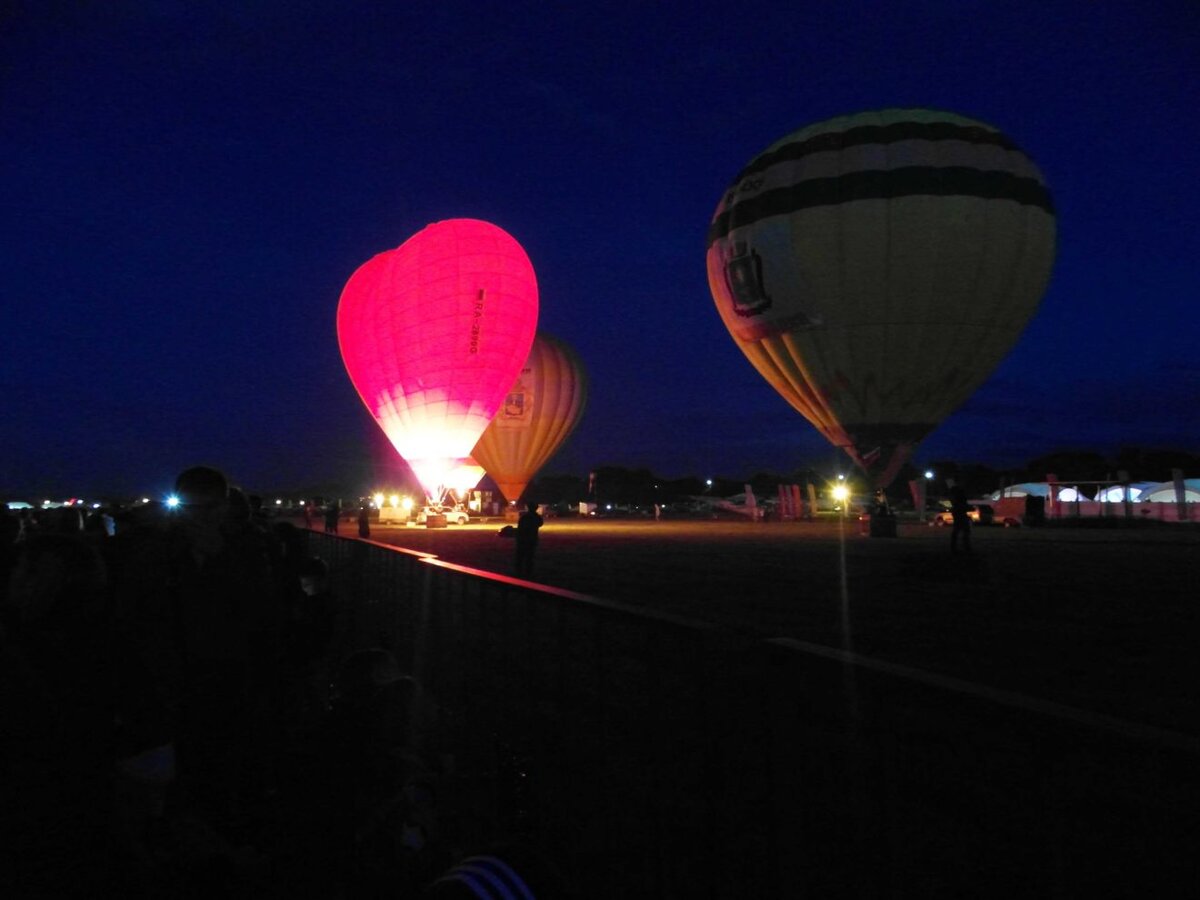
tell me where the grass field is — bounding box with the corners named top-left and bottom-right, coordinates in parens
top-left (350, 515), bottom-right (1200, 736)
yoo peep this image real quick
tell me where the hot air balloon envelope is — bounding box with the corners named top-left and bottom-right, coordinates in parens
top-left (473, 332), bottom-right (588, 503)
top-left (338, 219), bottom-right (539, 500)
top-left (707, 108), bottom-right (1056, 486)
top-left (444, 457), bottom-right (486, 499)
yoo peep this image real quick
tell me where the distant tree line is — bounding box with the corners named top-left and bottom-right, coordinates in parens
top-left (920, 447), bottom-right (1200, 499)
top-left (525, 447), bottom-right (1200, 508)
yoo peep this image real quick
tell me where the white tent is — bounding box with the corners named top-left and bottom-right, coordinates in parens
top-left (988, 483), bottom-right (1051, 501)
top-left (1138, 479), bottom-right (1200, 503)
top-left (1096, 483), bottom-right (1157, 502)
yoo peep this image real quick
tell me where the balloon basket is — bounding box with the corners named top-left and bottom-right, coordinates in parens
top-left (425, 514), bottom-right (448, 529)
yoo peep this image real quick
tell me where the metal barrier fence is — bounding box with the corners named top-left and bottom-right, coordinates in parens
top-left (307, 531), bottom-right (1200, 898)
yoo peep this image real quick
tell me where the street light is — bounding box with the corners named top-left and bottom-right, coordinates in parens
top-left (831, 483), bottom-right (849, 518)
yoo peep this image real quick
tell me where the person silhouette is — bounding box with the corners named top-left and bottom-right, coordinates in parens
top-left (168, 465), bottom-right (274, 836)
top-left (949, 485), bottom-right (972, 555)
top-left (514, 501), bottom-right (543, 579)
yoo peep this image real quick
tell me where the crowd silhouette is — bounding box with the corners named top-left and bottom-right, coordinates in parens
top-left (0, 467), bottom-right (567, 898)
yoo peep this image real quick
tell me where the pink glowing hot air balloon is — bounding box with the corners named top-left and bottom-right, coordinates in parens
top-left (337, 219), bottom-right (539, 500)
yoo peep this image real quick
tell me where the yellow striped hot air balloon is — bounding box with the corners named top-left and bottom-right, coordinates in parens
top-left (706, 108), bottom-right (1056, 487)
top-left (473, 332), bottom-right (589, 504)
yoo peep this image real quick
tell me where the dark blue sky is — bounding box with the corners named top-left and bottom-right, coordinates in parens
top-left (3, 1), bottom-right (1198, 497)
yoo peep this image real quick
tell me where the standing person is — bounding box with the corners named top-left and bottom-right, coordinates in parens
top-left (357, 504), bottom-right (370, 539)
top-left (302, 502), bottom-right (313, 530)
top-left (324, 502), bottom-right (339, 534)
top-left (949, 485), bottom-right (972, 555)
top-left (514, 501), bottom-right (544, 579)
top-left (168, 465), bottom-right (274, 837)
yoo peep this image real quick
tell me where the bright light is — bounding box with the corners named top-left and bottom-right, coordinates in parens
top-left (373, 493), bottom-right (385, 509)
top-left (166, 496), bottom-right (180, 508)
top-left (299, 500), bottom-right (306, 506)
top-left (832, 485), bottom-right (849, 502)
top-left (925, 470), bottom-right (934, 480)
top-left (606, 503), bottom-right (613, 510)
top-left (445, 458), bottom-right (486, 496)
top-left (141, 498), bottom-right (150, 504)
top-left (401, 496), bottom-right (413, 512)
top-left (837, 474), bottom-right (845, 481)
top-left (705, 479), bottom-right (713, 487)
top-left (92, 503), bottom-right (101, 509)
top-left (406, 459), bottom-right (456, 504)
top-left (275, 499), bottom-right (282, 506)
top-left (389, 494), bottom-right (400, 508)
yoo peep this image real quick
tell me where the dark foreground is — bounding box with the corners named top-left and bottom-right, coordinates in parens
top-left (309, 517), bottom-right (1200, 897)
top-left (360, 516), bottom-right (1200, 735)
top-left (9, 509), bottom-right (1192, 897)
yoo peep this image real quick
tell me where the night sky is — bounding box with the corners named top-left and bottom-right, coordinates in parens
top-left (4, 2), bottom-right (1198, 499)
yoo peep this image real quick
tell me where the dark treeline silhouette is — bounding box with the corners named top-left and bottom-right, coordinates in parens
top-left (925, 447), bottom-right (1200, 499)
top-left (523, 446), bottom-right (1199, 511)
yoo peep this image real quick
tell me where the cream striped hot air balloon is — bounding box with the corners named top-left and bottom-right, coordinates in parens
top-left (706, 108), bottom-right (1056, 487)
top-left (473, 332), bottom-right (588, 504)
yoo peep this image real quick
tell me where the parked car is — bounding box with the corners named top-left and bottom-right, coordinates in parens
top-left (931, 503), bottom-right (994, 526)
top-left (416, 504), bottom-right (470, 525)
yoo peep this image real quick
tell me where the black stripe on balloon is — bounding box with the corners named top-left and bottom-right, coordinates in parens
top-left (733, 121), bottom-right (1023, 182)
top-left (707, 166), bottom-right (1054, 246)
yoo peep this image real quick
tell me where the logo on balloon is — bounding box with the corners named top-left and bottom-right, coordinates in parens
top-left (469, 290), bottom-right (485, 354)
top-left (497, 378), bottom-right (534, 427)
top-left (724, 242), bottom-right (772, 318)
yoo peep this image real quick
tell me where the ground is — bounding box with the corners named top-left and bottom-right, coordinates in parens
top-left (341, 514), bottom-right (1199, 736)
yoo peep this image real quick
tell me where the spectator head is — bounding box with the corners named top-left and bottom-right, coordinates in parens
top-left (298, 556), bottom-right (329, 596)
top-left (175, 466), bottom-right (230, 546)
top-left (174, 465), bottom-right (229, 507)
top-left (225, 486), bottom-right (252, 527)
top-left (272, 520), bottom-right (305, 559)
top-left (6, 533), bottom-right (108, 627)
top-left (422, 839), bottom-right (572, 899)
